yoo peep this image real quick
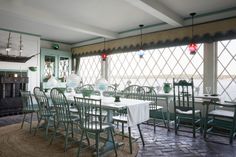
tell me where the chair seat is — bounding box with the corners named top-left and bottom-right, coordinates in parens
top-left (113, 115), bottom-right (127, 122)
top-left (208, 109), bottom-right (234, 118)
top-left (150, 105), bottom-right (163, 110)
top-left (176, 109), bottom-right (200, 114)
top-left (84, 122), bottom-right (114, 132)
top-left (57, 115), bottom-right (79, 123)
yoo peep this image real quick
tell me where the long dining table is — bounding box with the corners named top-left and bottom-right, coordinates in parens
top-left (48, 91), bottom-right (152, 154)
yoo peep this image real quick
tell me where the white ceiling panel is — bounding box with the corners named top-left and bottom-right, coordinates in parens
top-left (0, 0), bottom-right (235, 44)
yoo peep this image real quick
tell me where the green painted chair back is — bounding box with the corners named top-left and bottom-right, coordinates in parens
top-left (173, 78), bottom-right (195, 113)
top-left (33, 87), bottom-right (52, 117)
top-left (103, 85), bottom-right (116, 97)
top-left (123, 85), bottom-right (145, 100)
top-left (20, 90), bottom-right (36, 112)
top-left (50, 88), bottom-right (71, 122)
top-left (74, 97), bottom-right (103, 132)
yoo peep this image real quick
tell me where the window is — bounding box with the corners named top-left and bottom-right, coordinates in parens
top-left (108, 44), bottom-right (203, 91)
top-left (217, 39), bottom-right (236, 101)
top-left (79, 55), bottom-right (101, 84)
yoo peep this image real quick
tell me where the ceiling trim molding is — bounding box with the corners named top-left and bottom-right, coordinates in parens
top-left (124, 0), bottom-right (183, 26)
top-left (72, 17), bottom-right (236, 56)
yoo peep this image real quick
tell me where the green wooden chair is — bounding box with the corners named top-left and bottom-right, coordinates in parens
top-left (112, 85), bottom-right (145, 154)
top-left (33, 87), bottom-right (55, 137)
top-left (74, 97), bottom-right (117, 157)
top-left (103, 85), bottom-right (116, 97)
top-left (50, 88), bottom-right (79, 151)
top-left (173, 78), bottom-right (202, 138)
top-left (20, 90), bottom-right (39, 133)
top-left (142, 86), bottom-right (166, 132)
top-left (204, 100), bottom-right (236, 144)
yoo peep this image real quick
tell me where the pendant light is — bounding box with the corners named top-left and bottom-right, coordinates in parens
top-left (101, 38), bottom-right (107, 61)
top-left (6, 32), bottom-right (12, 55)
top-left (137, 24), bottom-right (144, 58)
top-left (19, 34), bottom-right (23, 56)
top-left (188, 12), bottom-right (197, 55)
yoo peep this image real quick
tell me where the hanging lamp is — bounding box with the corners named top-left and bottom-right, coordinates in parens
top-left (6, 32), bottom-right (12, 55)
top-left (137, 24), bottom-right (144, 58)
top-left (101, 38), bottom-right (107, 61)
top-left (19, 34), bottom-right (23, 56)
top-left (188, 13), bottom-right (197, 55)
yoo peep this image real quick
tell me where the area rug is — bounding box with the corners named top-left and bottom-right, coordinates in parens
top-left (0, 123), bottom-right (139, 157)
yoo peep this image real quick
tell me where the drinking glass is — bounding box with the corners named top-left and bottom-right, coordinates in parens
top-left (205, 87), bottom-right (211, 95)
top-left (194, 87), bottom-right (200, 96)
top-left (156, 86), bottom-right (161, 93)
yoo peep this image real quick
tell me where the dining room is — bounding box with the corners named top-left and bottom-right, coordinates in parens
top-left (0, 0), bottom-right (236, 157)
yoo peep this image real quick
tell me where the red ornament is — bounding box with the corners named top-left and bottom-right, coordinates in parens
top-left (188, 43), bottom-right (197, 55)
top-left (101, 53), bottom-right (107, 61)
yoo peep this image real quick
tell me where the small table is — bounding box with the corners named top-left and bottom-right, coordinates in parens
top-left (156, 92), bottom-right (173, 131)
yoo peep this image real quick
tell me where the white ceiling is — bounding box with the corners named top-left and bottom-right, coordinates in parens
top-left (0, 0), bottom-right (236, 45)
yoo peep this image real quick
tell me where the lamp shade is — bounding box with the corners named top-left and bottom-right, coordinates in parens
top-left (66, 71), bottom-right (80, 88)
top-left (95, 78), bottom-right (108, 92)
top-left (188, 43), bottom-right (198, 55)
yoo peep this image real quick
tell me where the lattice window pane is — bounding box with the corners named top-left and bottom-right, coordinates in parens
top-left (217, 39), bottom-right (236, 101)
top-left (79, 55), bottom-right (101, 84)
top-left (108, 44), bottom-right (203, 92)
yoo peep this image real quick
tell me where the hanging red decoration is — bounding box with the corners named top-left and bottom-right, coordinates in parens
top-left (188, 12), bottom-right (197, 55)
top-left (101, 53), bottom-right (107, 61)
top-left (189, 43), bottom-right (197, 55)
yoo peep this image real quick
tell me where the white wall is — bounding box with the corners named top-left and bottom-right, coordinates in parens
top-left (0, 30), bottom-right (40, 92)
top-left (40, 40), bottom-right (71, 52)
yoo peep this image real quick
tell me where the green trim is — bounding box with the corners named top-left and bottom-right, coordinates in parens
top-left (184, 6), bottom-right (236, 20)
top-left (0, 68), bottom-right (28, 72)
top-left (0, 28), bottom-right (41, 37)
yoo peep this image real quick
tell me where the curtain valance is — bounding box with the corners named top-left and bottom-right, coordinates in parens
top-left (72, 17), bottom-right (236, 57)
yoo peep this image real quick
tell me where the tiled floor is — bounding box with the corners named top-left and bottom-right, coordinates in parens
top-left (0, 115), bottom-right (235, 157)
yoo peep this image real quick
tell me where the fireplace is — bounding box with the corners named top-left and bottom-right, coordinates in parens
top-left (0, 71), bottom-right (28, 116)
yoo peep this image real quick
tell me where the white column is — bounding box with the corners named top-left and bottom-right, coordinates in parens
top-left (203, 42), bottom-right (217, 94)
top-left (101, 58), bottom-right (108, 80)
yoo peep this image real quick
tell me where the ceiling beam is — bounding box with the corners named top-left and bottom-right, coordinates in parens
top-left (0, 1), bottom-right (118, 39)
top-left (124, 0), bottom-right (183, 26)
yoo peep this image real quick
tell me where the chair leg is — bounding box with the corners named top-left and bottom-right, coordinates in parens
top-left (110, 129), bottom-right (117, 157)
top-left (50, 122), bottom-right (59, 145)
top-left (128, 127), bottom-right (132, 154)
top-left (46, 118), bottom-right (50, 137)
top-left (64, 123), bottom-right (69, 152)
top-left (95, 133), bottom-right (100, 157)
top-left (137, 124), bottom-right (145, 146)
top-left (85, 132), bottom-right (90, 146)
top-left (200, 112), bottom-right (203, 134)
top-left (122, 122), bottom-right (124, 140)
top-left (29, 112), bottom-right (33, 133)
top-left (21, 113), bottom-right (26, 129)
top-left (229, 116), bottom-right (236, 144)
top-left (77, 130), bottom-right (85, 157)
top-left (153, 118), bottom-right (156, 133)
top-left (161, 110), bottom-right (166, 127)
top-left (34, 117), bottom-right (42, 136)
top-left (192, 117), bottom-right (196, 138)
top-left (204, 105), bottom-right (209, 139)
top-left (175, 114), bottom-right (178, 135)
